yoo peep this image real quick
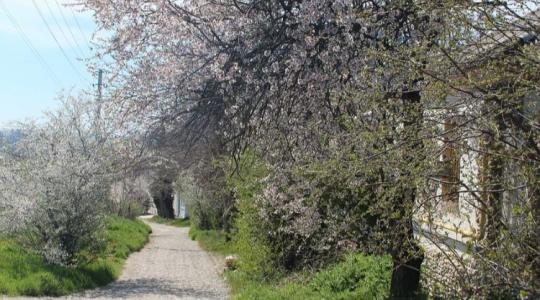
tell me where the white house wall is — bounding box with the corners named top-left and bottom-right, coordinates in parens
top-left (173, 192), bottom-right (189, 219)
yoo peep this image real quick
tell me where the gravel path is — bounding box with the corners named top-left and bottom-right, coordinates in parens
top-left (69, 219), bottom-right (229, 300)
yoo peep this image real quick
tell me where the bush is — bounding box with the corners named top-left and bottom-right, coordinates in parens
top-left (26, 181), bottom-right (109, 266)
top-left (115, 201), bottom-right (145, 220)
top-left (230, 253), bottom-right (392, 300)
top-left (222, 151), bottom-right (275, 280)
top-left (233, 197), bottom-right (275, 281)
top-left (0, 98), bottom-right (119, 266)
top-left (109, 176), bottom-right (150, 219)
top-left (255, 157), bottom-right (383, 271)
top-left (176, 158), bottom-right (235, 232)
top-left (309, 254), bottom-right (392, 299)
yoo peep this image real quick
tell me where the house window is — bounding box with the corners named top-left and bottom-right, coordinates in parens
top-left (441, 118), bottom-right (460, 203)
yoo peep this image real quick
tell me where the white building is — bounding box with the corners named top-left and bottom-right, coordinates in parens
top-left (173, 192), bottom-right (189, 219)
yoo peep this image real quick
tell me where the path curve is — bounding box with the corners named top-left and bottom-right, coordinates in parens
top-left (72, 219), bottom-right (229, 300)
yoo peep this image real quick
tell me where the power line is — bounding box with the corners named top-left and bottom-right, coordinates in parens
top-left (31, 0), bottom-right (89, 83)
top-left (70, 6), bottom-right (90, 49)
top-left (42, 0), bottom-right (84, 60)
top-left (52, 0), bottom-right (88, 58)
top-left (0, 0), bottom-right (62, 86)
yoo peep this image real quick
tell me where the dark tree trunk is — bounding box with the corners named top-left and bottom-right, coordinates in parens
top-left (389, 89), bottom-right (425, 298)
top-left (390, 243), bottom-right (424, 299)
top-left (150, 176), bottom-right (175, 219)
top-left (389, 189), bottom-right (425, 299)
top-left (154, 194), bottom-right (174, 219)
top-left (528, 165), bottom-right (540, 298)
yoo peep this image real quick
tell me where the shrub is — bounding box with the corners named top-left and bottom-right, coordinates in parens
top-left (222, 151), bottom-right (275, 280)
top-left (109, 176), bottom-right (151, 219)
top-left (0, 98), bottom-right (128, 266)
top-left (26, 181), bottom-right (109, 266)
top-left (230, 253), bottom-right (392, 300)
top-left (176, 169), bottom-right (227, 230)
top-left (233, 197), bottom-right (275, 280)
top-left (309, 254), bottom-right (392, 299)
top-left (255, 157), bottom-right (383, 271)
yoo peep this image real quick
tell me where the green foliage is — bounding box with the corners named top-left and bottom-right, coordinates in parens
top-left (149, 216), bottom-right (190, 227)
top-left (113, 200), bottom-right (146, 220)
top-left (176, 168), bottom-right (230, 230)
top-left (229, 253), bottom-right (392, 300)
top-left (102, 216), bottom-right (151, 259)
top-left (233, 197), bottom-right (275, 281)
top-left (0, 216), bottom-right (150, 296)
top-left (191, 151), bottom-right (396, 299)
top-left (253, 149), bottom-right (389, 271)
top-left (223, 150), bottom-right (275, 280)
top-left (188, 227), bottom-right (234, 256)
top-left (309, 254), bottom-right (392, 299)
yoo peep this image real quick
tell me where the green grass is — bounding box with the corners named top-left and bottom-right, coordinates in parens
top-left (148, 216), bottom-right (191, 227)
top-left (188, 227), bottom-right (235, 256)
top-left (188, 224), bottom-right (392, 300)
top-left (0, 216), bottom-right (151, 296)
top-left (228, 253), bottom-right (392, 300)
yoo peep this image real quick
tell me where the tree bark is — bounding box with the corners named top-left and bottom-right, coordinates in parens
top-left (154, 194), bottom-right (174, 219)
top-left (151, 177), bottom-right (175, 219)
top-left (389, 89), bottom-right (425, 298)
top-left (390, 241), bottom-right (424, 299)
top-left (528, 165), bottom-right (540, 297)
top-left (483, 114), bottom-right (505, 246)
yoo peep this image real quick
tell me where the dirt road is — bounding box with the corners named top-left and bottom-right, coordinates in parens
top-left (71, 220), bottom-right (228, 300)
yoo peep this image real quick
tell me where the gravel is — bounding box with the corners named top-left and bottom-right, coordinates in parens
top-left (10, 219), bottom-right (230, 300)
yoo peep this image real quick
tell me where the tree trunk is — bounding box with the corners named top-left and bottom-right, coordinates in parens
top-left (512, 106), bottom-right (540, 292)
top-left (389, 89), bottom-right (425, 298)
top-left (390, 242), bottom-right (424, 299)
top-left (525, 136), bottom-right (540, 296)
top-left (151, 176), bottom-right (175, 219)
top-left (154, 195), bottom-right (174, 219)
top-left (389, 188), bottom-right (425, 299)
top-left (483, 114), bottom-right (505, 246)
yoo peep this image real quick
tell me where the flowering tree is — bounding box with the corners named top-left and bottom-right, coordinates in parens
top-left (79, 0), bottom-right (539, 297)
top-left (0, 96), bottom-right (145, 265)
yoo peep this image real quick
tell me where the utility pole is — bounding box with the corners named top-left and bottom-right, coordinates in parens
top-left (95, 69), bottom-right (103, 135)
top-left (97, 69), bottom-right (103, 103)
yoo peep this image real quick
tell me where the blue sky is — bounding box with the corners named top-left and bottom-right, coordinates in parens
top-left (0, 0), bottom-right (96, 126)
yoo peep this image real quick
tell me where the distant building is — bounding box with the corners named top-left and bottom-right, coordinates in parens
top-left (173, 192), bottom-right (189, 219)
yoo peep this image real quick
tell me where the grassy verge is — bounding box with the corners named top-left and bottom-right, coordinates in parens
top-left (188, 227), bottom-right (235, 256)
top-left (227, 254), bottom-right (392, 300)
top-left (148, 215), bottom-right (191, 227)
top-left (0, 216), bottom-right (151, 296)
top-left (188, 226), bottom-right (392, 300)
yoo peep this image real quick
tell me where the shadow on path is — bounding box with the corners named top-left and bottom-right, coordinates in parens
top-left (85, 277), bottom-right (223, 299)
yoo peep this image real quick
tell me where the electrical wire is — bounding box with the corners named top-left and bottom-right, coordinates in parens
top-left (52, 0), bottom-right (88, 58)
top-left (42, 0), bottom-right (84, 59)
top-left (0, 0), bottom-right (62, 87)
top-left (31, 0), bottom-right (89, 83)
top-left (70, 5), bottom-right (90, 49)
